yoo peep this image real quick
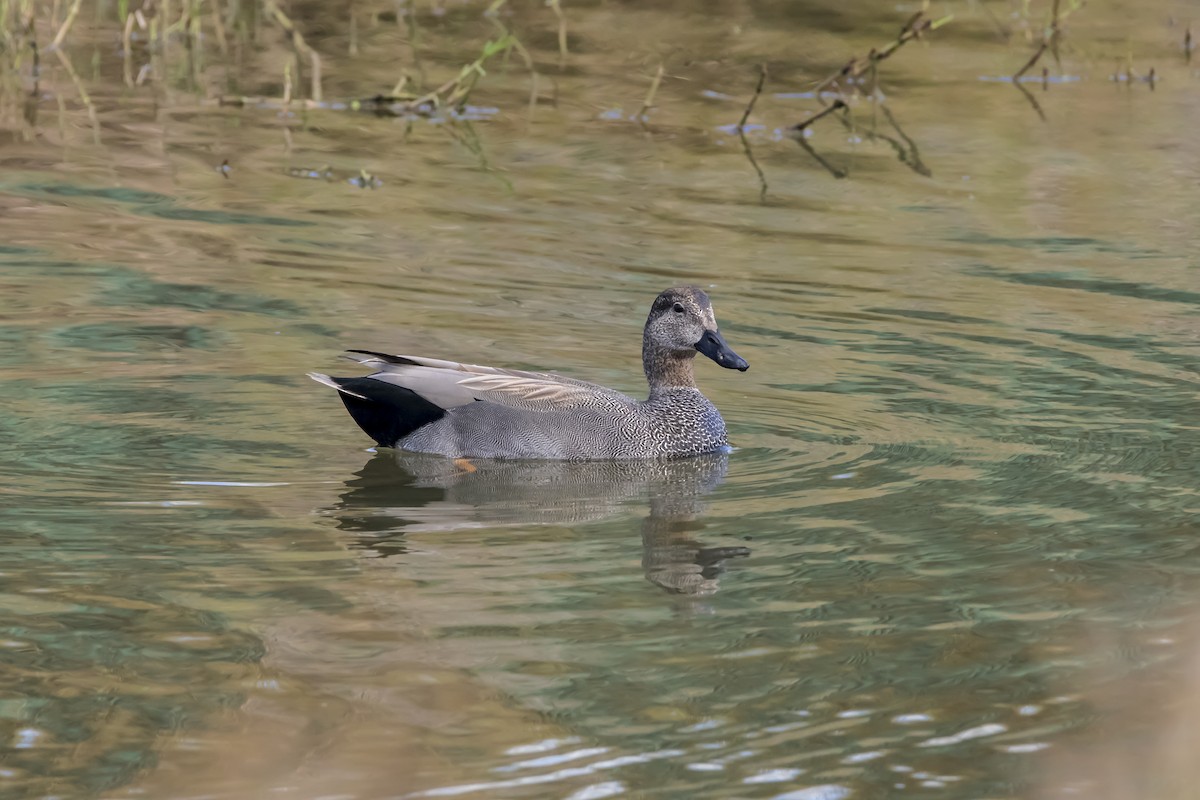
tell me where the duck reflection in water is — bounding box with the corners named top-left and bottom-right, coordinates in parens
top-left (328, 450), bottom-right (750, 596)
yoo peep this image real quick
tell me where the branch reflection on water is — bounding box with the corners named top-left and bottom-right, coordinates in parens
top-left (328, 451), bottom-right (749, 596)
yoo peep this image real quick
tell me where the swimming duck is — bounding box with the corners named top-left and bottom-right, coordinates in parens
top-left (309, 286), bottom-right (748, 460)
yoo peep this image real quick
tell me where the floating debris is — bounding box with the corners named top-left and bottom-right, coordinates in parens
top-left (977, 74), bottom-right (1082, 84)
top-left (219, 94), bottom-right (499, 123)
top-left (348, 169), bottom-right (383, 189)
top-left (287, 165), bottom-right (335, 182)
top-left (716, 123), bottom-right (766, 136)
top-left (772, 91), bottom-right (846, 101)
top-left (284, 165), bottom-right (384, 188)
top-left (1110, 66), bottom-right (1159, 87)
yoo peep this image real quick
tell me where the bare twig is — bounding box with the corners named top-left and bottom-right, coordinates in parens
top-left (877, 103), bottom-right (930, 177)
top-left (1013, 40), bottom-right (1048, 79)
top-left (791, 98), bottom-right (846, 132)
top-left (786, 100), bottom-right (849, 179)
top-left (829, 102), bottom-right (927, 176)
top-left (1013, 79), bottom-right (1046, 121)
top-left (737, 129), bottom-right (768, 201)
top-left (1013, 0), bottom-right (1085, 80)
top-left (792, 134), bottom-right (846, 179)
top-left (737, 63), bottom-right (766, 131)
top-left (813, 11), bottom-right (952, 104)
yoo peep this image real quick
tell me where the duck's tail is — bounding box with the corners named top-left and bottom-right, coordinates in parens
top-left (308, 372), bottom-right (445, 448)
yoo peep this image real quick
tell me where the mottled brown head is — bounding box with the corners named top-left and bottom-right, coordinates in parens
top-left (645, 286), bottom-right (748, 372)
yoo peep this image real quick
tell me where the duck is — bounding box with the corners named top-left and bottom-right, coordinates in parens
top-left (308, 286), bottom-right (749, 460)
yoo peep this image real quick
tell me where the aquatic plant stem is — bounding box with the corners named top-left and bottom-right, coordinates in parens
top-left (792, 133), bottom-right (846, 179)
top-left (411, 34), bottom-right (512, 111)
top-left (637, 62), bottom-right (663, 125)
top-left (736, 63), bottom-right (766, 131)
top-left (738, 129), bottom-right (767, 201)
top-left (1013, 40), bottom-right (1048, 80)
top-left (25, 6), bottom-right (38, 99)
top-left (813, 11), bottom-right (951, 103)
top-left (121, 10), bottom-right (134, 86)
top-left (483, 5), bottom-right (541, 114)
top-left (1013, 79), bottom-right (1047, 121)
top-left (1014, 0), bottom-right (1085, 79)
top-left (48, 0), bottom-right (80, 50)
top-left (53, 46), bottom-right (98, 143)
top-left (209, 0), bottom-right (229, 56)
top-left (548, 0), bottom-right (567, 68)
top-left (786, 99), bottom-right (849, 179)
top-left (791, 98), bottom-right (846, 132)
top-left (263, 0), bottom-right (322, 101)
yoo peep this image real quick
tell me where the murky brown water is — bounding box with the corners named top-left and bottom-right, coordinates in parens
top-left (2, 1), bottom-right (1198, 798)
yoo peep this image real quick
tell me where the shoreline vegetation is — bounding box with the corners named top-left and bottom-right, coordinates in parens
top-left (0, 0), bottom-right (575, 112)
top-left (0, 1), bottom-right (1180, 190)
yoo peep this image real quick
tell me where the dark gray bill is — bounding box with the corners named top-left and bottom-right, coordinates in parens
top-left (695, 328), bottom-right (749, 371)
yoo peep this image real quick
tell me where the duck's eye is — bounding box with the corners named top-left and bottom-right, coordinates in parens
top-left (672, 302), bottom-right (685, 313)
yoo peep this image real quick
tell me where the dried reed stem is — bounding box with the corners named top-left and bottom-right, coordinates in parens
top-left (264, 0), bottom-right (322, 101)
top-left (48, 0), bottom-right (80, 50)
top-left (547, 0), bottom-right (567, 68)
top-left (637, 62), bottom-right (664, 123)
top-left (210, 0), bottom-right (229, 55)
top-left (53, 46), bottom-right (98, 143)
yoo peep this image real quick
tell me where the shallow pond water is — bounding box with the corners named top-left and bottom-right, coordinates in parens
top-left (1, 1), bottom-right (1198, 798)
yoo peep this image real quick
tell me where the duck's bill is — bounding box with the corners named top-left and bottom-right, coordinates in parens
top-left (695, 328), bottom-right (749, 371)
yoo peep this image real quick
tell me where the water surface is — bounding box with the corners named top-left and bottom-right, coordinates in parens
top-left (1, 2), bottom-right (1198, 798)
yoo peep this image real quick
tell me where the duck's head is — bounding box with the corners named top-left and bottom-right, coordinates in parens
top-left (645, 286), bottom-right (749, 371)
